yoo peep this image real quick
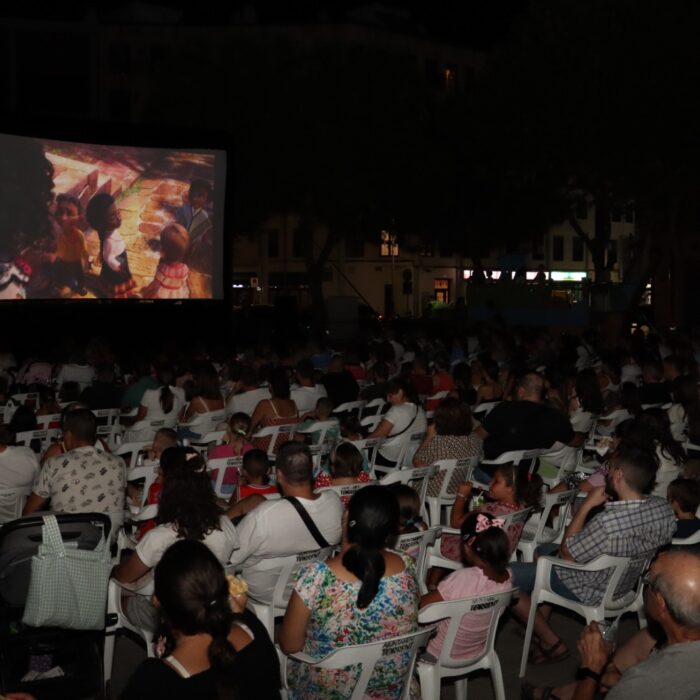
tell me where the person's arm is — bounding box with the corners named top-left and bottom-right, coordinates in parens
top-left (368, 419), bottom-right (394, 439)
top-left (278, 589), bottom-right (311, 654)
top-left (248, 399), bottom-right (269, 435)
top-left (22, 492), bottom-right (48, 516)
top-left (450, 482), bottom-right (476, 528)
top-left (122, 403), bottom-right (147, 427)
top-left (419, 589), bottom-right (444, 608)
top-left (412, 424), bottom-right (436, 466)
top-left (476, 424), bottom-right (489, 440)
top-left (103, 237), bottom-right (122, 272)
top-left (111, 551), bottom-right (150, 583)
top-left (571, 623), bottom-right (613, 700)
top-left (225, 494), bottom-right (265, 520)
top-left (559, 486), bottom-right (609, 561)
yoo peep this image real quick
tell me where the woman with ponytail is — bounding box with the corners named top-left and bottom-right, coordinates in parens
top-left (119, 539), bottom-right (280, 699)
top-left (137, 363), bottom-right (186, 426)
top-left (279, 485), bottom-right (419, 699)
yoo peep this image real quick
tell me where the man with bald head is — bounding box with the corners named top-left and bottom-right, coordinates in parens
top-left (571, 550), bottom-right (700, 700)
top-left (476, 371), bottom-right (574, 460)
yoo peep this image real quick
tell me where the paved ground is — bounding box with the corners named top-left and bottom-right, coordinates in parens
top-left (108, 607), bottom-right (643, 699)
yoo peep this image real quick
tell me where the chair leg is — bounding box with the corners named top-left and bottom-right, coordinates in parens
top-left (416, 661), bottom-right (441, 700)
top-left (103, 631), bottom-right (115, 686)
top-left (519, 591), bottom-right (538, 678)
top-left (454, 676), bottom-right (469, 699)
top-left (490, 653), bottom-right (506, 700)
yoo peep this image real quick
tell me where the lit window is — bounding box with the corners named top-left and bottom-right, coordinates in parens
top-left (380, 230), bottom-right (398, 257)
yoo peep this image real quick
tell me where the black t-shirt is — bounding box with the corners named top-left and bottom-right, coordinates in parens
top-left (119, 610), bottom-right (281, 700)
top-left (481, 400), bottom-right (574, 459)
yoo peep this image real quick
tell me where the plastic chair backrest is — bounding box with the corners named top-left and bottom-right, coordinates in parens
top-left (501, 507), bottom-right (533, 531)
top-left (349, 436), bottom-right (386, 473)
top-left (394, 430), bottom-right (427, 468)
top-left (380, 464), bottom-right (438, 508)
top-left (251, 423), bottom-right (298, 456)
top-left (295, 420), bottom-right (339, 447)
top-left (672, 529), bottom-right (700, 546)
top-left (332, 400), bottom-right (366, 417)
top-left (14, 430), bottom-right (50, 455)
top-left (0, 485), bottom-right (32, 525)
top-left (286, 627), bottom-right (435, 700)
top-left (472, 401), bottom-right (501, 419)
top-left (93, 408), bottom-right (121, 427)
top-left (418, 589), bottom-right (515, 669)
top-left (207, 456), bottom-right (243, 498)
top-left (391, 526), bottom-right (440, 592)
top-left (529, 489), bottom-right (577, 544)
top-left (115, 441), bottom-right (152, 470)
top-left (361, 398), bottom-right (388, 418)
top-left (315, 481), bottom-right (373, 501)
top-left (426, 458), bottom-right (476, 501)
top-left (0, 512), bottom-right (111, 608)
top-left (35, 413), bottom-right (62, 430)
top-left (126, 460), bottom-right (161, 509)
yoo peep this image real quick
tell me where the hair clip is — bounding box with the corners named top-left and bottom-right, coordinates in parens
top-left (475, 513), bottom-right (505, 533)
top-left (348, 519), bottom-right (357, 528)
top-left (208, 598), bottom-right (217, 608)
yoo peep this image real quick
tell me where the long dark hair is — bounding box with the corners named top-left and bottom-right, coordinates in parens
top-left (154, 363), bottom-right (175, 414)
top-left (156, 447), bottom-right (221, 540)
top-left (494, 462), bottom-right (543, 510)
top-left (343, 485), bottom-right (399, 609)
top-left (153, 540), bottom-right (243, 699)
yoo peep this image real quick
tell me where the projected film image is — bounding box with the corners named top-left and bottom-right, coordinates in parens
top-left (0, 134), bottom-right (224, 301)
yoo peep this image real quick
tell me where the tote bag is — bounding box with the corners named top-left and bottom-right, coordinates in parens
top-left (22, 514), bottom-right (111, 630)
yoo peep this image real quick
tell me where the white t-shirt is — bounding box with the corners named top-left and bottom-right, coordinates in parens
top-left (379, 403), bottom-right (427, 463)
top-left (136, 515), bottom-right (239, 585)
top-left (290, 384), bottom-right (328, 414)
top-left (140, 385), bottom-right (186, 424)
top-left (0, 446), bottom-right (39, 488)
top-left (56, 363), bottom-right (95, 391)
top-left (229, 491), bottom-right (343, 601)
top-left (226, 386), bottom-right (271, 417)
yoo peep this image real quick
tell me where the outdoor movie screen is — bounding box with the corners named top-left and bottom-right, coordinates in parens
top-left (0, 134), bottom-right (226, 301)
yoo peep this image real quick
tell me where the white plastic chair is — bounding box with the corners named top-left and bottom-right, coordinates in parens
top-left (104, 578), bottom-right (155, 688)
top-left (424, 390), bottom-right (449, 419)
top-left (178, 410), bottom-right (227, 440)
top-left (360, 413), bottom-right (383, 433)
top-left (115, 441), bottom-right (152, 470)
top-left (360, 398), bottom-right (387, 419)
top-left (14, 429), bottom-right (56, 455)
top-left (672, 529), bottom-right (700, 546)
top-left (516, 489), bottom-right (578, 562)
top-left (93, 408), bottom-right (122, 427)
top-left (35, 413), bottom-right (62, 430)
top-left (424, 458), bottom-right (477, 526)
top-left (349, 436), bottom-right (386, 474)
top-left (472, 401), bottom-right (501, 420)
top-left (417, 589), bottom-right (515, 700)
top-left (380, 463), bottom-right (438, 521)
top-left (315, 481), bottom-right (374, 502)
top-left (294, 420), bottom-right (339, 447)
top-left (251, 423), bottom-right (298, 458)
top-left (519, 554), bottom-right (649, 677)
top-left (332, 400), bottom-right (366, 417)
top-left (378, 430), bottom-right (426, 475)
top-left (97, 424), bottom-right (123, 451)
top-left (207, 456), bottom-right (243, 499)
top-left (190, 430), bottom-right (227, 454)
top-left (391, 526), bottom-right (440, 595)
top-left (594, 409), bottom-right (632, 436)
top-left (122, 417), bottom-right (168, 444)
top-left (0, 484), bottom-right (32, 524)
top-left (243, 547), bottom-right (333, 638)
top-left (125, 460), bottom-right (161, 509)
top-left (281, 627), bottom-right (435, 700)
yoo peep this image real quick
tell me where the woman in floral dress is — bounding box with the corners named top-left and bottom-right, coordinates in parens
top-left (279, 485), bottom-right (419, 699)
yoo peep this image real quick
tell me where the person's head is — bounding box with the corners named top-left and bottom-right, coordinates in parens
top-left (385, 378), bottom-right (418, 406)
top-left (188, 179), bottom-right (212, 210)
top-left (314, 397), bottom-right (334, 421)
top-left (339, 414), bottom-right (363, 440)
top-left (642, 360), bottom-right (664, 385)
top-left (490, 462), bottom-right (543, 510)
top-left (343, 485), bottom-right (399, 608)
top-left (193, 364), bottom-right (221, 400)
top-left (295, 358), bottom-right (315, 384)
top-left (85, 192), bottom-right (120, 235)
top-left (644, 551), bottom-right (700, 634)
top-left (275, 442), bottom-right (312, 489)
top-left (55, 193), bottom-right (82, 234)
top-left (434, 398), bottom-right (472, 436)
top-left (226, 412), bottom-right (251, 444)
top-left (386, 483), bottom-right (422, 533)
top-left (159, 223), bottom-right (189, 264)
top-left (330, 442), bottom-right (364, 479)
top-left (605, 444), bottom-right (659, 500)
top-left (667, 478), bottom-right (700, 518)
top-left (63, 408), bottom-right (97, 448)
top-left (153, 540), bottom-right (239, 695)
top-left (157, 446), bottom-right (220, 540)
top-left (240, 449), bottom-right (270, 484)
top-left (150, 427), bottom-right (177, 460)
top-left (0, 134), bottom-right (54, 259)
top-left (268, 367), bottom-right (290, 400)
top-left (515, 372), bottom-right (545, 403)
top-left (460, 511), bottom-right (510, 575)
top-left (574, 368), bottom-right (605, 415)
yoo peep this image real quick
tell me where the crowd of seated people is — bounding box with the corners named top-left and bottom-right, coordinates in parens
top-left (1, 323), bottom-right (700, 698)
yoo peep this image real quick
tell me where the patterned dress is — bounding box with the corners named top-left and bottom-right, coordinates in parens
top-left (141, 261), bottom-right (190, 299)
top-left (287, 554), bottom-right (419, 700)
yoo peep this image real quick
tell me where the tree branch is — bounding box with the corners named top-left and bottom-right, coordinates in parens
top-left (568, 216), bottom-right (592, 244)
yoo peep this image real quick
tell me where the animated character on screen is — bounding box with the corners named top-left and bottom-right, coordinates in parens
top-left (52, 193), bottom-right (88, 297)
top-left (0, 135), bottom-right (54, 300)
top-left (141, 223), bottom-right (190, 299)
top-left (85, 192), bottom-right (137, 298)
top-left (176, 179), bottom-right (213, 269)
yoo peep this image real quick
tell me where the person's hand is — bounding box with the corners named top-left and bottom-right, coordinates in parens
top-left (457, 482), bottom-right (473, 499)
top-left (577, 622), bottom-right (612, 674)
top-left (229, 592), bottom-right (248, 614)
top-left (583, 486), bottom-right (609, 510)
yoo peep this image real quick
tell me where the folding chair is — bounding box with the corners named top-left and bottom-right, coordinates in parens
top-left (417, 589), bottom-right (515, 700)
top-left (242, 548), bottom-right (333, 638)
top-left (519, 553), bottom-right (649, 677)
top-left (281, 627), bottom-right (435, 700)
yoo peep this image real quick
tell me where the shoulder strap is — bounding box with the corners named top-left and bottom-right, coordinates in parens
top-left (269, 399), bottom-right (279, 417)
top-left (285, 496), bottom-right (330, 549)
top-left (388, 404), bottom-right (419, 439)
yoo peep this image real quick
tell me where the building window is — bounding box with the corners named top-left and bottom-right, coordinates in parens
top-left (420, 244), bottom-right (434, 257)
top-left (573, 237), bottom-right (585, 262)
top-left (576, 199), bottom-right (588, 219)
top-left (552, 235), bottom-right (564, 261)
top-left (380, 230), bottom-right (398, 257)
top-left (266, 229), bottom-right (279, 258)
top-left (345, 238), bottom-right (364, 258)
top-left (292, 228), bottom-right (308, 258)
top-left (434, 278), bottom-right (450, 303)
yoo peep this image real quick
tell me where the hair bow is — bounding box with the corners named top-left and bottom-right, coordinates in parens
top-left (185, 452), bottom-right (198, 461)
top-left (475, 514), bottom-right (505, 533)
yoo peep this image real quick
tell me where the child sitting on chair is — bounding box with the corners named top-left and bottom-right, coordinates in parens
top-left (419, 512), bottom-right (512, 661)
top-left (314, 442), bottom-right (371, 505)
top-left (668, 477), bottom-right (700, 543)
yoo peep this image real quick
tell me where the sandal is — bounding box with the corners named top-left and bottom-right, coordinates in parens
top-left (521, 683), bottom-right (562, 700)
top-left (530, 639), bottom-right (570, 665)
